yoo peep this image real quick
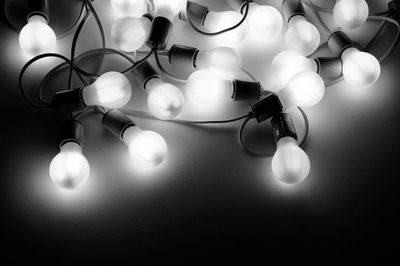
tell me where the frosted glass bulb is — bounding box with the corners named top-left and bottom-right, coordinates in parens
top-left (82, 72), bottom-right (132, 109)
top-left (285, 15), bottom-right (320, 56)
top-left (272, 137), bottom-right (310, 184)
top-left (196, 47), bottom-right (242, 79)
top-left (146, 78), bottom-right (184, 120)
top-left (333, 0), bottom-right (369, 29)
top-left (123, 126), bottom-right (168, 167)
top-left (203, 11), bottom-right (248, 44)
top-left (246, 3), bottom-right (283, 41)
top-left (277, 70), bottom-right (325, 108)
top-left (111, 17), bottom-right (151, 52)
top-left (341, 48), bottom-right (381, 88)
top-left (270, 50), bottom-right (318, 89)
top-left (185, 70), bottom-right (233, 105)
top-left (49, 142), bottom-right (90, 189)
top-left (19, 15), bottom-right (56, 56)
top-left (110, 0), bottom-right (147, 17)
top-left (153, 0), bottom-right (187, 20)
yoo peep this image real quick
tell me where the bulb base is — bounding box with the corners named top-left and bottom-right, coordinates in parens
top-left (281, 0), bottom-right (305, 22)
top-left (328, 31), bottom-right (356, 57)
top-left (146, 16), bottom-right (173, 50)
top-left (52, 89), bottom-right (86, 113)
top-left (132, 60), bottom-right (160, 90)
top-left (271, 113), bottom-right (297, 143)
top-left (315, 57), bottom-right (343, 80)
top-left (60, 120), bottom-right (84, 147)
top-left (250, 92), bottom-right (283, 123)
top-left (232, 80), bottom-right (261, 102)
top-left (102, 109), bottom-right (136, 140)
top-left (168, 44), bottom-right (199, 69)
top-left (27, 0), bottom-right (49, 22)
top-left (179, 1), bottom-right (208, 27)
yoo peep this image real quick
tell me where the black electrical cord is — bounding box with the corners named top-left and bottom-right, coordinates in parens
top-left (186, 0), bottom-right (250, 36)
top-left (19, 53), bottom-right (85, 109)
top-left (238, 108), bottom-right (310, 157)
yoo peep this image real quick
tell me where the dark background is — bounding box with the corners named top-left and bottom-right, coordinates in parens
top-left (1, 0), bottom-right (399, 263)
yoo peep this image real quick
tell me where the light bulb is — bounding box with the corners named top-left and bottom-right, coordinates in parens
top-left (123, 126), bottom-right (168, 167)
top-left (203, 10), bottom-right (248, 44)
top-left (285, 15), bottom-right (320, 56)
top-left (111, 16), bottom-right (151, 52)
top-left (49, 142), bottom-right (90, 189)
top-left (152, 0), bottom-right (187, 20)
top-left (110, 0), bottom-right (148, 17)
top-left (333, 0), bottom-right (369, 29)
top-left (146, 78), bottom-right (184, 120)
top-left (19, 15), bottom-right (56, 56)
top-left (185, 70), bottom-right (233, 105)
top-left (195, 47), bottom-right (242, 79)
top-left (82, 72), bottom-right (132, 109)
top-left (341, 47), bottom-right (381, 88)
top-left (269, 50), bottom-right (318, 89)
top-left (272, 137), bottom-right (310, 184)
top-left (277, 70), bottom-right (325, 108)
top-left (246, 2), bottom-right (283, 41)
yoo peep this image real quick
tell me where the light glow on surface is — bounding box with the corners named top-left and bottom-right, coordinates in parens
top-left (271, 137), bottom-right (310, 185)
top-left (111, 16), bottom-right (151, 52)
top-left (123, 126), bottom-right (168, 167)
top-left (196, 46), bottom-right (242, 79)
top-left (185, 69), bottom-right (233, 106)
top-left (146, 78), bottom-right (184, 120)
top-left (19, 15), bottom-right (57, 56)
top-left (82, 71), bottom-right (132, 109)
top-left (341, 47), bottom-right (381, 88)
top-left (110, 0), bottom-right (148, 17)
top-left (49, 142), bottom-right (90, 190)
top-left (269, 50), bottom-right (318, 90)
top-left (277, 70), bottom-right (325, 108)
top-left (333, 0), bottom-right (369, 29)
top-left (285, 15), bottom-right (320, 56)
top-left (203, 10), bottom-right (248, 45)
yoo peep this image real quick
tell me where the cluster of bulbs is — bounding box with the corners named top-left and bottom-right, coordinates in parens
top-left (14, 0), bottom-right (399, 190)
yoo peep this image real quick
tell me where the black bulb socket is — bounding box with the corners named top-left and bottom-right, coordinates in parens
top-left (132, 60), bottom-right (160, 90)
top-left (179, 1), bottom-right (208, 27)
top-left (250, 92), bottom-right (283, 123)
top-left (27, 0), bottom-right (49, 22)
top-left (168, 44), bottom-right (199, 69)
top-left (271, 113), bottom-right (298, 143)
top-left (327, 31), bottom-right (357, 57)
top-left (314, 57), bottom-right (343, 80)
top-left (102, 109), bottom-right (136, 140)
top-left (232, 80), bottom-right (261, 102)
top-left (59, 120), bottom-right (84, 147)
top-left (146, 16), bottom-right (173, 50)
top-left (52, 89), bottom-right (86, 113)
top-left (281, 0), bottom-right (305, 22)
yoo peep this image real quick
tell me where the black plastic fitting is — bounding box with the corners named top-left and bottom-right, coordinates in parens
top-left (52, 89), bottom-right (86, 113)
top-left (60, 120), bottom-right (84, 147)
top-left (168, 44), bottom-right (199, 69)
top-left (281, 0), bottom-right (305, 22)
top-left (132, 61), bottom-right (160, 90)
top-left (179, 1), bottom-right (208, 27)
top-left (328, 31), bottom-right (356, 57)
top-left (27, 0), bottom-right (49, 21)
top-left (271, 113), bottom-right (298, 143)
top-left (314, 57), bottom-right (343, 80)
top-left (146, 16), bottom-right (173, 50)
top-left (250, 92), bottom-right (283, 123)
top-left (102, 109), bottom-right (135, 140)
top-left (232, 80), bottom-right (261, 102)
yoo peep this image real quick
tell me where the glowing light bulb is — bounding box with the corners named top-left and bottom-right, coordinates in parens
top-left (333, 0), bottom-right (369, 29)
top-left (269, 50), bottom-right (318, 89)
top-left (185, 70), bottom-right (233, 105)
top-left (285, 15), bottom-right (320, 56)
top-left (246, 2), bottom-right (283, 41)
top-left (19, 15), bottom-right (56, 56)
top-left (111, 16), bottom-right (151, 52)
top-left (123, 126), bottom-right (168, 167)
top-left (49, 142), bottom-right (90, 189)
top-left (277, 70), bottom-right (325, 108)
top-left (152, 0), bottom-right (187, 20)
top-left (146, 78), bottom-right (184, 120)
top-left (272, 137), bottom-right (310, 184)
top-left (111, 0), bottom-right (147, 17)
top-left (82, 72), bottom-right (132, 109)
top-left (196, 47), bottom-right (242, 79)
top-left (203, 10), bottom-right (248, 44)
top-left (341, 47), bottom-right (381, 88)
